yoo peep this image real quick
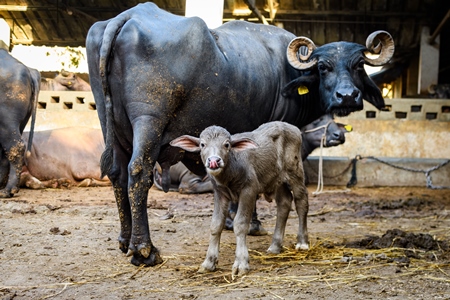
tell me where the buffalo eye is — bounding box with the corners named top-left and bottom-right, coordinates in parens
top-left (318, 62), bottom-right (331, 73)
top-left (355, 59), bottom-right (365, 71)
top-left (224, 142), bottom-right (230, 149)
top-left (200, 142), bottom-right (205, 148)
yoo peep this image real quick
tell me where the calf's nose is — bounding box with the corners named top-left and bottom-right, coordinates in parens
top-left (207, 156), bottom-right (221, 170)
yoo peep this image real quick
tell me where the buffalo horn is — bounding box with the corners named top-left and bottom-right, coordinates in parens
top-left (364, 30), bottom-right (395, 66)
top-left (286, 36), bottom-right (318, 70)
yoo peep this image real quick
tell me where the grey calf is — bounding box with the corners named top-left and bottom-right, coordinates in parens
top-left (171, 121), bottom-right (309, 276)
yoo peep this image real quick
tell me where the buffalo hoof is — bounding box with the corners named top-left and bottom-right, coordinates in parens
top-left (130, 246), bottom-right (163, 267)
top-left (248, 220), bottom-right (268, 236)
top-left (0, 189), bottom-right (13, 198)
top-left (118, 241), bottom-right (128, 254)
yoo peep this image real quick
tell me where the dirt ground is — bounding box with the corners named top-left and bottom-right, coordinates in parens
top-left (0, 184), bottom-right (449, 300)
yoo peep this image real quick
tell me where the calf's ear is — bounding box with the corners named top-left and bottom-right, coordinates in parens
top-left (231, 138), bottom-right (259, 152)
top-left (170, 136), bottom-right (201, 152)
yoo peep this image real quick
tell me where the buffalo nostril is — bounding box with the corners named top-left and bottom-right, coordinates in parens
top-left (351, 90), bottom-right (360, 100)
top-left (332, 131), bottom-right (340, 139)
top-left (336, 89), bottom-right (360, 102)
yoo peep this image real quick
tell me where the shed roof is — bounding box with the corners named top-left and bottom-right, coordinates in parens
top-left (1, 0), bottom-right (449, 82)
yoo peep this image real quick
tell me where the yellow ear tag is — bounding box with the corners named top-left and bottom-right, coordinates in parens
top-left (344, 124), bottom-right (353, 132)
top-left (297, 86), bottom-right (309, 95)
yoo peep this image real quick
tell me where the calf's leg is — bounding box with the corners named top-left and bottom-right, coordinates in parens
top-left (231, 192), bottom-right (257, 276)
top-left (267, 184), bottom-right (293, 254)
top-left (292, 183), bottom-right (309, 250)
top-left (199, 192), bottom-right (229, 273)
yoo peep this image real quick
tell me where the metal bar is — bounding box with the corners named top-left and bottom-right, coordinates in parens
top-left (428, 9), bottom-right (450, 44)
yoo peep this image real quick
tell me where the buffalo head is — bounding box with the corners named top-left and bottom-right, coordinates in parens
top-left (284, 31), bottom-right (394, 116)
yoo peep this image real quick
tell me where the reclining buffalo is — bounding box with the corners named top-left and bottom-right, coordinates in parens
top-left (40, 70), bottom-right (91, 91)
top-left (20, 127), bottom-right (110, 189)
top-left (86, 2), bottom-right (394, 267)
top-left (0, 49), bottom-right (40, 198)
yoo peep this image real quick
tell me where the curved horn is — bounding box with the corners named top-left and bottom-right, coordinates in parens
top-left (364, 30), bottom-right (395, 66)
top-left (287, 36), bottom-right (318, 70)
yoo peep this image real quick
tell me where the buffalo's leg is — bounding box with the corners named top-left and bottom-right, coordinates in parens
top-left (0, 133), bottom-right (25, 198)
top-left (225, 201), bottom-right (238, 230)
top-left (0, 150), bottom-right (9, 190)
top-left (126, 121), bottom-right (162, 266)
top-left (108, 145), bottom-right (133, 255)
top-left (199, 192), bottom-right (229, 273)
top-left (267, 184), bottom-right (292, 254)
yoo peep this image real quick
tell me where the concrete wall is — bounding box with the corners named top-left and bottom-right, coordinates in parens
top-left (26, 92), bottom-right (450, 187)
top-left (26, 91), bottom-right (100, 131)
top-left (312, 98), bottom-right (450, 159)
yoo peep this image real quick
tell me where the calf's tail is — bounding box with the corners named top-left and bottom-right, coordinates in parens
top-left (97, 14), bottom-right (131, 178)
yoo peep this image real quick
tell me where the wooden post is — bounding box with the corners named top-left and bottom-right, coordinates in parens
top-left (418, 26), bottom-right (440, 95)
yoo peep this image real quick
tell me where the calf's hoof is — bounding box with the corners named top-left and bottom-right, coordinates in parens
top-left (295, 242), bottom-right (309, 251)
top-left (198, 265), bottom-right (215, 274)
top-left (199, 257), bottom-right (217, 273)
top-left (232, 261), bottom-right (250, 277)
top-left (130, 246), bottom-right (163, 267)
top-left (267, 244), bottom-right (282, 254)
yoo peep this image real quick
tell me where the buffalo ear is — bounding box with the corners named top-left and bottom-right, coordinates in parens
top-left (231, 138), bottom-right (258, 152)
top-left (281, 73), bottom-right (318, 97)
top-left (170, 135), bottom-right (201, 152)
top-left (362, 76), bottom-right (385, 110)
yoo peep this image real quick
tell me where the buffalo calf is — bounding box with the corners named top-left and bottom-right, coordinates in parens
top-left (171, 121), bottom-right (309, 276)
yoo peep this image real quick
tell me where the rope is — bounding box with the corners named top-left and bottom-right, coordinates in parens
top-left (347, 156), bottom-right (450, 190)
top-left (307, 120), bottom-right (351, 196)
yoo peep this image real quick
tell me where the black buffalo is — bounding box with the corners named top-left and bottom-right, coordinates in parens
top-left (86, 2), bottom-right (394, 266)
top-left (0, 49), bottom-right (40, 198)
